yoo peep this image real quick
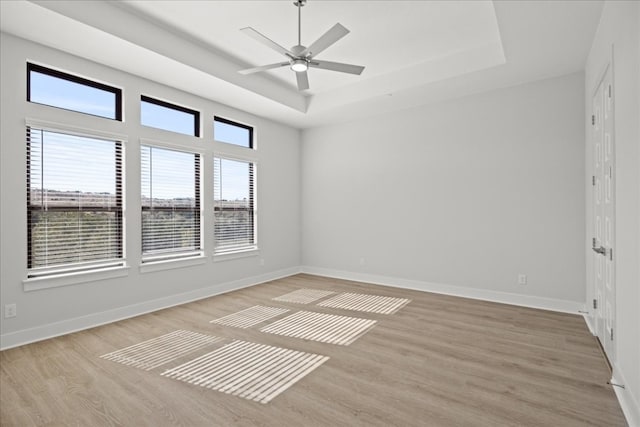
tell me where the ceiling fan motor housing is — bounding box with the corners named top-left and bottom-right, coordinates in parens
top-left (290, 45), bottom-right (306, 55)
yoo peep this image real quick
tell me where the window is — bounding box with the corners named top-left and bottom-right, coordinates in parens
top-left (141, 145), bottom-right (201, 261)
top-left (214, 117), bottom-right (253, 148)
top-left (26, 127), bottom-right (123, 277)
top-left (213, 157), bottom-right (256, 253)
top-left (141, 96), bottom-right (200, 136)
top-left (27, 63), bottom-right (122, 120)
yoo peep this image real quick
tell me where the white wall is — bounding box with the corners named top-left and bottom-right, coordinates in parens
top-left (0, 33), bottom-right (301, 348)
top-left (302, 72), bottom-right (586, 309)
top-left (585, 1), bottom-right (640, 424)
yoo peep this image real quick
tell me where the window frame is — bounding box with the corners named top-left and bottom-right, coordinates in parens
top-left (140, 142), bottom-right (203, 263)
top-left (140, 95), bottom-right (200, 137)
top-left (213, 155), bottom-right (257, 256)
top-left (25, 124), bottom-right (125, 279)
top-left (213, 116), bottom-right (254, 149)
top-left (27, 63), bottom-right (123, 121)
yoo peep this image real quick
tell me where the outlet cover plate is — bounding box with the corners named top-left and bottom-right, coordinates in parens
top-left (4, 304), bottom-right (16, 318)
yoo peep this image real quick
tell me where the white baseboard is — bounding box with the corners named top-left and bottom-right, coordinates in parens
top-left (582, 315), bottom-right (639, 427)
top-left (0, 265), bottom-right (586, 350)
top-left (583, 316), bottom-right (639, 427)
top-left (300, 266), bottom-right (584, 314)
top-left (0, 267), bottom-right (301, 351)
top-left (583, 312), bottom-right (597, 335)
top-left (611, 369), bottom-right (640, 427)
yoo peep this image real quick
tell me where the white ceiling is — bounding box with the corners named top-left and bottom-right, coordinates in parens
top-left (123, 0), bottom-right (505, 94)
top-left (1, 1), bottom-right (603, 129)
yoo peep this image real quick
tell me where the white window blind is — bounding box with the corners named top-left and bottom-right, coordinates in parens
top-left (213, 157), bottom-right (256, 253)
top-left (26, 127), bottom-right (123, 276)
top-left (141, 145), bottom-right (201, 261)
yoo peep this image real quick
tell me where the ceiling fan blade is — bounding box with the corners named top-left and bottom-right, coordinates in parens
top-left (296, 71), bottom-right (309, 91)
top-left (239, 62), bottom-right (290, 75)
top-left (309, 60), bottom-right (365, 75)
top-left (240, 27), bottom-right (293, 57)
top-left (300, 23), bottom-right (349, 58)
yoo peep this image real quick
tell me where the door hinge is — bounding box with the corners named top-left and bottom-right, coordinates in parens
top-left (610, 248), bottom-right (613, 261)
top-left (609, 166), bottom-right (612, 178)
top-left (592, 175), bottom-right (596, 186)
top-left (610, 328), bottom-right (614, 341)
top-left (608, 85), bottom-right (612, 98)
top-left (593, 298), bottom-right (597, 309)
top-left (592, 115), bottom-right (595, 125)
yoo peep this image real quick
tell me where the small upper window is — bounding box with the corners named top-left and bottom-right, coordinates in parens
top-left (141, 96), bottom-right (200, 137)
top-left (214, 117), bottom-right (253, 148)
top-left (27, 63), bottom-right (122, 120)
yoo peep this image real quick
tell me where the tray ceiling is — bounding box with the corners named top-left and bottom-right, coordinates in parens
top-left (1, 1), bottom-right (603, 128)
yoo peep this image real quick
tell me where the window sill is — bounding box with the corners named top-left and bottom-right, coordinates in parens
top-left (23, 265), bottom-right (130, 292)
top-left (213, 248), bottom-right (259, 262)
top-left (139, 255), bottom-right (208, 273)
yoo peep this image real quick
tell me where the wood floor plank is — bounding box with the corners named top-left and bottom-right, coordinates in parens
top-left (0, 274), bottom-right (627, 426)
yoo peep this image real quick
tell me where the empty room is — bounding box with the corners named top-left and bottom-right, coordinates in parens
top-left (1, 1), bottom-right (639, 425)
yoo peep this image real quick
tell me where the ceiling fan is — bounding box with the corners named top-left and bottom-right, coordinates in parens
top-left (238, 0), bottom-right (365, 91)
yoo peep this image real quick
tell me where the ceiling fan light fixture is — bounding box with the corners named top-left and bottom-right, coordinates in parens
top-left (291, 59), bottom-right (308, 72)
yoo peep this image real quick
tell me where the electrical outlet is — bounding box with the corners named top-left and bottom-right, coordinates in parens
top-left (359, 257), bottom-right (366, 266)
top-left (259, 258), bottom-right (265, 266)
top-left (518, 274), bottom-right (527, 285)
top-left (4, 304), bottom-right (16, 318)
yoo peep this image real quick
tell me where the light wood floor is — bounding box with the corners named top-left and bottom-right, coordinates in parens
top-left (0, 274), bottom-right (627, 426)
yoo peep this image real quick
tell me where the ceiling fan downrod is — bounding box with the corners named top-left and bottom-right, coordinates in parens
top-left (291, 0), bottom-right (308, 72)
top-left (294, 0), bottom-right (306, 47)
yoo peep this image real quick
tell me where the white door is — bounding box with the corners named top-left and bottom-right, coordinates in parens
top-left (592, 64), bottom-right (616, 360)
